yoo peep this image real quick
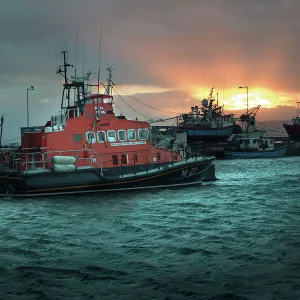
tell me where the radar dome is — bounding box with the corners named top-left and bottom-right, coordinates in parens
top-left (202, 98), bottom-right (208, 107)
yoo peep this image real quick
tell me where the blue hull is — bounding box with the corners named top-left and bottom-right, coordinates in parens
top-left (173, 126), bottom-right (235, 140)
top-left (224, 146), bottom-right (288, 159)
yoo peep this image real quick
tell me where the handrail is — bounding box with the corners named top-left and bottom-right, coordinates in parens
top-left (4, 144), bottom-right (210, 174)
top-left (89, 149), bottom-right (103, 173)
top-left (21, 147), bottom-right (48, 150)
top-left (44, 149), bottom-right (103, 170)
top-left (47, 108), bottom-right (81, 128)
top-left (10, 151), bottom-right (44, 171)
top-left (8, 148), bottom-right (104, 174)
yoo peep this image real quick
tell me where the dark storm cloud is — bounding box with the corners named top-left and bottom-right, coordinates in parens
top-left (113, 0), bottom-right (300, 91)
top-left (1, 0), bottom-right (300, 87)
top-left (0, 0), bottom-right (300, 141)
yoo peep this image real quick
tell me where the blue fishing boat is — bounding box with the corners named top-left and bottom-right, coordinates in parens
top-left (175, 126), bottom-right (236, 140)
top-left (172, 88), bottom-right (240, 142)
top-left (224, 137), bottom-right (288, 158)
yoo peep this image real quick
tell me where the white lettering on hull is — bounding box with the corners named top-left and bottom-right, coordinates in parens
top-left (111, 141), bottom-right (147, 146)
top-left (181, 167), bottom-right (198, 177)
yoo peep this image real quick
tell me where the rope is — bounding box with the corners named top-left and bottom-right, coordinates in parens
top-left (112, 87), bottom-right (150, 119)
top-left (113, 84), bottom-right (179, 115)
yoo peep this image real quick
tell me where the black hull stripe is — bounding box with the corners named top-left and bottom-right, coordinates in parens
top-left (22, 160), bottom-right (212, 194)
top-left (0, 180), bottom-right (204, 198)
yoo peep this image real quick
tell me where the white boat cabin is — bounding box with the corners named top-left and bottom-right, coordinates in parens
top-left (292, 117), bottom-right (300, 125)
top-left (239, 137), bottom-right (275, 151)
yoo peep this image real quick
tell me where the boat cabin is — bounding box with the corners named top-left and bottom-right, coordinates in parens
top-left (18, 89), bottom-right (182, 171)
top-left (239, 137), bottom-right (275, 151)
top-left (292, 117), bottom-right (300, 125)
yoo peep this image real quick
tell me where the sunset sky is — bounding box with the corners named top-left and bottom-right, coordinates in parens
top-left (1, 0), bottom-right (300, 141)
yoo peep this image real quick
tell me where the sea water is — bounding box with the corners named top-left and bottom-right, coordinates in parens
top-left (0, 157), bottom-right (299, 299)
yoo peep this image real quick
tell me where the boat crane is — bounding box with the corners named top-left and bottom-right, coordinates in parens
top-left (238, 105), bottom-right (261, 122)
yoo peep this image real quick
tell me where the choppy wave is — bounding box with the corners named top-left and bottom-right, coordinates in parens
top-left (0, 157), bottom-right (300, 299)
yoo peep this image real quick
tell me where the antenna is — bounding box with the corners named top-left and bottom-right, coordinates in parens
top-left (223, 64), bottom-right (226, 102)
top-left (75, 28), bottom-right (79, 77)
top-left (97, 24), bottom-right (103, 94)
top-left (297, 99), bottom-right (300, 118)
top-left (53, 45), bottom-right (62, 95)
top-left (0, 114), bottom-right (3, 148)
top-left (82, 41), bottom-right (86, 78)
top-left (204, 72), bottom-right (206, 97)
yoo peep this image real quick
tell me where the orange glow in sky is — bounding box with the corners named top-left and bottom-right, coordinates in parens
top-left (192, 87), bottom-right (294, 110)
top-left (107, 83), bottom-right (297, 119)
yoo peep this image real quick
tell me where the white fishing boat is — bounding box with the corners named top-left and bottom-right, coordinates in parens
top-left (224, 106), bottom-right (287, 158)
top-left (224, 137), bottom-right (287, 158)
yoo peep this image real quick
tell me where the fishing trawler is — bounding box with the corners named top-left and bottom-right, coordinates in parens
top-left (172, 88), bottom-right (240, 142)
top-left (0, 52), bottom-right (216, 197)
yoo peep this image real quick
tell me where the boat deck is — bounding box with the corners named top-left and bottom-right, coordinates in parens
top-left (16, 157), bottom-right (213, 178)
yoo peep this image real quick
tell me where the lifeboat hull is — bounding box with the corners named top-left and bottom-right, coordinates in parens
top-left (0, 157), bottom-right (215, 197)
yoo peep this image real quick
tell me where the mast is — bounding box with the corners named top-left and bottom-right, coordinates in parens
top-left (57, 50), bottom-right (73, 85)
top-left (97, 25), bottom-right (103, 94)
top-left (297, 100), bottom-right (300, 118)
top-left (105, 67), bottom-right (114, 95)
top-left (57, 50), bottom-right (91, 110)
top-left (0, 114), bottom-right (3, 148)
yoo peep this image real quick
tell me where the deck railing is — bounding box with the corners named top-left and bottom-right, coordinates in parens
top-left (7, 148), bottom-right (103, 174)
top-left (2, 143), bottom-right (210, 176)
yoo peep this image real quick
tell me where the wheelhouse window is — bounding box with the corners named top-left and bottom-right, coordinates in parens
top-left (138, 128), bottom-right (149, 140)
top-left (127, 129), bottom-right (136, 141)
top-left (97, 131), bottom-right (106, 143)
top-left (157, 152), bottom-right (161, 161)
top-left (121, 154), bottom-right (128, 165)
top-left (74, 134), bottom-right (83, 143)
top-left (112, 155), bottom-right (118, 165)
top-left (118, 130), bottom-right (127, 142)
top-left (107, 130), bottom-right (116, 142)
top-left (86, 131), bottom-right (96, 144)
